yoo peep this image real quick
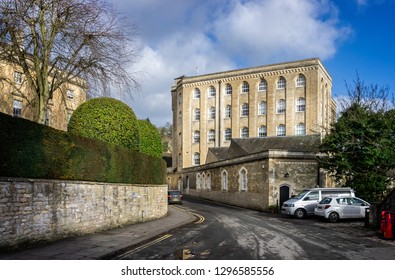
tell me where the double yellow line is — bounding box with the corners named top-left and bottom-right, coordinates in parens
top-left (114, 233), bottom-right (173, 259)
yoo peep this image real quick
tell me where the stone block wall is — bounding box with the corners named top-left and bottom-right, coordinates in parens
top-left (0, 178), bottom-right (167, 250)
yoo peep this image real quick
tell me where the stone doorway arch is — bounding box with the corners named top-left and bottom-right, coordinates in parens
top-left (280, 185), bottom-right (290, 208)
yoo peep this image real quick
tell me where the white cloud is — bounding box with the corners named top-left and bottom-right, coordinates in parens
top-left (109, 0), bottom-right (351, 126)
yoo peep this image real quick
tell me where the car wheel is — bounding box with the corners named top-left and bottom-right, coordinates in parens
top-left (294, 208), bottom-right (306, 219)
top-left (328, 212), bottom-right (339, 223)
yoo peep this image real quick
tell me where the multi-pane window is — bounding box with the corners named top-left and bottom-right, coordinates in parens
top-left (67, 89), bottom-right (74, 100)
top-left (193, 130), bottom-right (200, 143)
top-left (241, 103), bottom-right (249, 117)
top-left (14, 71), bottom-right (22, 84)
top-left (240, 168), bottom-right (247, 191)
top-left (194, 88), bottom-right (201, 99)
top-left (241, 127), bottom-right (249, 138)
top-left (194, 108), bottom-right (200, 121)
top-left (222, 171), bottom-right (228, 191)
top-left (258, 126), bottom-right (267, 137)
top-left (296, 74), bottom-right (306, 87)
top-left (225, 83), bottom-right (232, 95)
top-left (241, 81), bottom-right (249, 93)
top-left (258, 101), bottom-right (267, 115)
top-left (208, 129), bottom-right (215, 142)
top-left (224, 128), bottom-right (232, 141)
top-left (296, 97), bottom-right (306, 112)
top-left (208, 106), bottom-right (215, 120)
top-left (276, 99), bottom-right (286, 114)
top-left (196, 173), bottom-right (201, 188)
top-left (258, 79), bottom-right (267, 91)
top-left (224, 105), bottom-right (231, 118)
top-left (296, 123), bottom-right (306, 135)
top-left (13, 99), bottom-right (22, 117)
top-left (208, 86), bottom-right (216, 97)
top-left (277, 124), bottom-right (286, 136)
top-left (194, 153), bottom-right (200, 166)
top-left (277, 77), bottom-right (286, 89)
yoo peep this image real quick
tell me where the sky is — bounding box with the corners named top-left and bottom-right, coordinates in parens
top-left (108, 0), bottom-right (395, 127)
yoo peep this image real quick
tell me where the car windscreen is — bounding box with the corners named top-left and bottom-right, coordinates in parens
top-left (293, 190), bottom-right (309, 199)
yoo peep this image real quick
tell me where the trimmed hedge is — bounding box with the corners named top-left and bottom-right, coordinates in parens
top-left (68, 97), bottom-right (140, 151)
top-left (0, 112), bottom-right (165, 184)
top-left (138, 119), bottom-right (163, 158)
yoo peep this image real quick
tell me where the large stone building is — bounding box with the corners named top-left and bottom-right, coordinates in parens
top-left (171, 58), bottom-right (335, 170)
top-left (169, 58), bottom-right (336, 211)
top-left (0, 61), bottom-right (86, 131)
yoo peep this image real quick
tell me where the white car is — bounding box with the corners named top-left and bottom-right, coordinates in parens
top-left (314, 196), bottom-right (370, 223)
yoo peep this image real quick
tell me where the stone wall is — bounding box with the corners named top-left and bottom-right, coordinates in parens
top-left (0, 178), bottom-right (167, 250)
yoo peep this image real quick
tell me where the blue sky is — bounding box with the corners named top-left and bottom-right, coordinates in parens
top-left (109, 0), bottom-right (395, 127)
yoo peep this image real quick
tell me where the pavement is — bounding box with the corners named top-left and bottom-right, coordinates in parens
top-left (0, 206), bottom-right (196, 260)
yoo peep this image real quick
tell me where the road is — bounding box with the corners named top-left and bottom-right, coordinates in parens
top-left (115, 196), bottom-right (395, 260)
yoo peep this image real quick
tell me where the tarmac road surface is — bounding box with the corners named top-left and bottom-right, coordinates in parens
top-left (116, 196), bottom-right (395, 260)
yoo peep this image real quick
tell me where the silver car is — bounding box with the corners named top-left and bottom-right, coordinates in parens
top-left (314, 196), bottom-right (370, 223)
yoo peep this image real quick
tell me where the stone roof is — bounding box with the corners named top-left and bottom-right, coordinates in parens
top-left (206, 134), bottom-right (321, 163)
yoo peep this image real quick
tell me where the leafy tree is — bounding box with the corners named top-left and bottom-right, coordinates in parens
top-left (0, 0), bottom-right (139, 124)
top-left (157, 122), bottom-right (172, 153)
top-left (68, 97), bottom-right (139, 150)
top-left (320, 78), bottom-right (395, 202)
top-left (138, 119), bottom-right (163, 158)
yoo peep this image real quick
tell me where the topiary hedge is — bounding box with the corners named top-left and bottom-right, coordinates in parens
top-left (68, 97), bottom-right (140, 151)
top-left (138, 119), bottom-right (163, 158)
top-left (0, 112), bottom-right (165, 184)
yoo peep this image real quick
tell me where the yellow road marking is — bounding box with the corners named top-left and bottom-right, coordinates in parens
top-left (115, 233), bottom-right (172, 259)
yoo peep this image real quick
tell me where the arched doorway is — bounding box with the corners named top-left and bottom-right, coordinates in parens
top-left (280, 185), bottom-right (290, 208)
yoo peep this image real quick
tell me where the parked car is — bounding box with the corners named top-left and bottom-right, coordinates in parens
top-left (314, 196), bottom-right (370, 223)
top-left (281, 188), bottom-right (355, 219)
top-left (168, 190), bottom-right (183, 204)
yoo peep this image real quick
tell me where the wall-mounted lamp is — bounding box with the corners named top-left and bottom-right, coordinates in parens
top-left (284, 172), bottom-right (289, 178)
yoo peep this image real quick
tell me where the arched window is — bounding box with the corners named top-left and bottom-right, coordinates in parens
top-left (296, 74), bottom-right (306, 87)
top-left (178, 111), bottom-right (182, 124)
top-left (276, 99), bottom-right (286, 114)
top-left (258, 79), bottom-right (267, 91)
top-left (258, 126), bottom-right (267, 137)
top-left (196, 173), bottom-right (201, 189)
top-left (296, 123), bottom-right (306, 135)
top-left (241, 81), bottom-right (249, 93)
top-left (277, 77), bottom-right (286, 89)
top-left (258, 101), bottom-right (267, 115)
top-left (277, 124), bottom-right (286, 136)
top-left (224, 128), bottom-right (232, 141)
top-left (241, 103), bottom-right (249, 117)
top-left (222, 170), bottom-right (228, 191)
top-left (206, 173), bottom-right (211, 190)
top-left (194, 88), bottom-right (201, 99)
top-left (178, 92), bottom-right (182, 104)
top-left (208, 129), bottom-right (215, 142)
top-left (241, 127), bottom-right (249, 138)
top-left (193, 130), bottom-right (200, 143)
top-left (194, 153), bottom-right (200, 166)
top-left (208, 106), bottom-right (215, 120)
top-left (224, 105), bottom-right (231, 118)
top-left (202, 173), bottom-right (206, 190)
top-left (225, 83), bottom-right (232, 95)
top-left (194, 108), bottom-right (200, 121)
top-left (208, 86), bottom-right (216, 97)
top-left (239, 168), bottom-right (247, 191)
top-left (296, 97), bottom-right (306, 112)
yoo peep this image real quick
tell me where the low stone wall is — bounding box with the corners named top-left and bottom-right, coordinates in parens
top-left (0, 178), bottom-right (167, 250)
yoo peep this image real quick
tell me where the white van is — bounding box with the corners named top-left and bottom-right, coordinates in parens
top-left (281, 188), bottom-right (355, 219)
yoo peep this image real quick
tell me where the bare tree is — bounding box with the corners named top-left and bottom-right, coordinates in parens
top-left (0, 0), bottom-right (140, 124)
top-left (336, 73), bottom-right (394, 114)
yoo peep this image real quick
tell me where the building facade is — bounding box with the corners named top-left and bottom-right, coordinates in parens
top-left (0, 61), bottom-right (86, 131)
top-left (171, 58), bottom-right (335, 171)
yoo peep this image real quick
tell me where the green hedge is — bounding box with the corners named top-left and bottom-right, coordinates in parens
top-left (0, 113), bottom-right (166, 184)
